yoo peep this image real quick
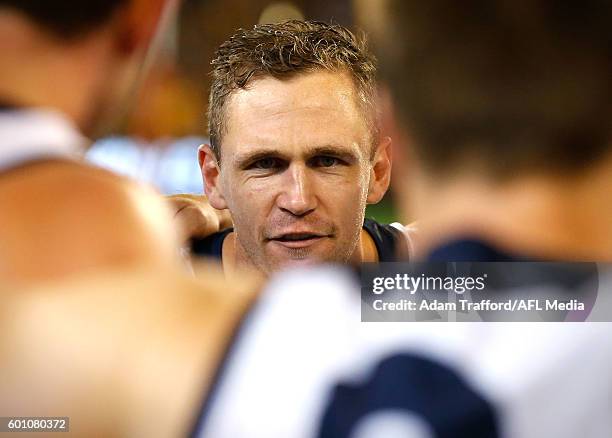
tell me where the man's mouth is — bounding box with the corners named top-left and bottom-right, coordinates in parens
top-left (268, 232), bottom-right (330, 249)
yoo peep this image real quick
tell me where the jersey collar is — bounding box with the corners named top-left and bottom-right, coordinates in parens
top-left (0, 108), bottom-right (88, 171)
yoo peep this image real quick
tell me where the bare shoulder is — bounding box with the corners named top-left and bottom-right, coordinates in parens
top-left (0, 160), bottom-right (179, 283)
top-left (1, 265), bottom-right (261, 436)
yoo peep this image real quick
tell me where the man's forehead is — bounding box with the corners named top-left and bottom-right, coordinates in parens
top-left (222, 71), bottom-right (370, 153)
top-left (229, 71), bottom-right (361, 118)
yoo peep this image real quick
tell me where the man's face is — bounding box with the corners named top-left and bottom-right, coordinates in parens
top-left (209, 70), bottom-right (378, 274)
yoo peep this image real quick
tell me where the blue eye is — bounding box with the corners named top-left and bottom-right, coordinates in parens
top-left (253, 157), bottom-right (279, 169)
top-left (316, 156), bottom-right (340, 167)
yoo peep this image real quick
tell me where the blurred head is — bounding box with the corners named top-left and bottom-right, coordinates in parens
top-left (200, 21), bottom-right (391, 274)
top-left (0, 0), bottom-right (128, 38)
top-left (0, 0), bottom-right (179, 136)
top-left (357, 0), bottom-right (612, 259)
top-left (367, 0), bottom-right (612, 183)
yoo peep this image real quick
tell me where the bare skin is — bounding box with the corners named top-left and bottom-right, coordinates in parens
top-left (0, 5), bottom-right (263, 436)
top-left (0, 0), bottom-right (181, 286)
top-left (0, 4), bottom-right (264, 434)
top-left (357, 0), bottom-right (612, 262)
top-left (0, 161), bottom-right (180, 285)
top-left (169, 194), bottom-right (233, 244)
top-left (201, 71), bottom-right (392, 276)
top-left (219, 227), bottom-right (380, 279)
top-left (407, 162), bottom-right (612, 261)
top-left (0, 262), bottom-right (260, 437)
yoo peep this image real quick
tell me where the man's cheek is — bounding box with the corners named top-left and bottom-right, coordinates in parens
top-left (233, 205), bottom-right (264, 245)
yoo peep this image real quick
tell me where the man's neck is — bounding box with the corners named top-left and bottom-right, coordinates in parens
top-left (222, 228), bottom-right (379, 277)
top-left (0, 11), bottom-right (117, 133)
top-left (410, 161), bottom-right (612, 261)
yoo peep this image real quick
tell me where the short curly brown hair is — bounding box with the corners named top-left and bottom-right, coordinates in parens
top-left (208, 20), bottom-right (378, 160)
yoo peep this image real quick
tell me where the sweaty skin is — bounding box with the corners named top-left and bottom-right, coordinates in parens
top-left (0, 262), bottom-right (260, 437)
top-left (0, 0), bottom-right (180, 287)
top-left (0, 161), bottom-right (181, 286)
top-left (202, 70), bottom-right (391, 276)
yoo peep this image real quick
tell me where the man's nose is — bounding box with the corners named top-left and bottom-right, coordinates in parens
top-left (276, 164), bottom-right (317, 216)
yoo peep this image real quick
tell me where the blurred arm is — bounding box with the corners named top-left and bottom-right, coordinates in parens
top-left (167, 193), bottom-right (233, 243)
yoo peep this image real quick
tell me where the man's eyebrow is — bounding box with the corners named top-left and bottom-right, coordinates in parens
top-left (233, 149), bottom-right (287, 169)
top-left (307, 145), bottom-right (359, 162)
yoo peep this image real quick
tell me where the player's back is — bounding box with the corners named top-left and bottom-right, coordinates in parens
top-left (196, 264), bottom-right (612, 438)
top-left (0, 261), bottom-right (260, 437)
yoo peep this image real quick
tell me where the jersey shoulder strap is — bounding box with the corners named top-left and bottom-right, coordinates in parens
top-left (362, 218), bottom-right (410, 262)
top-left (191, 228), bottom-right (233, 260)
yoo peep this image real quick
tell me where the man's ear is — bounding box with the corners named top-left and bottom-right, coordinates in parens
top-left (379, 84), bottom-right (417, 222)
top-left (367, 136), bottom-right (392, 204)
top-left (198, 144), bottom-right (228, 210)
top-left (114, 0), bottom-right (175, 54)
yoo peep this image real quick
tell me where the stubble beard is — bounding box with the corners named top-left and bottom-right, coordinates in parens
top-left (235, 224), bottom-right (362, 276)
